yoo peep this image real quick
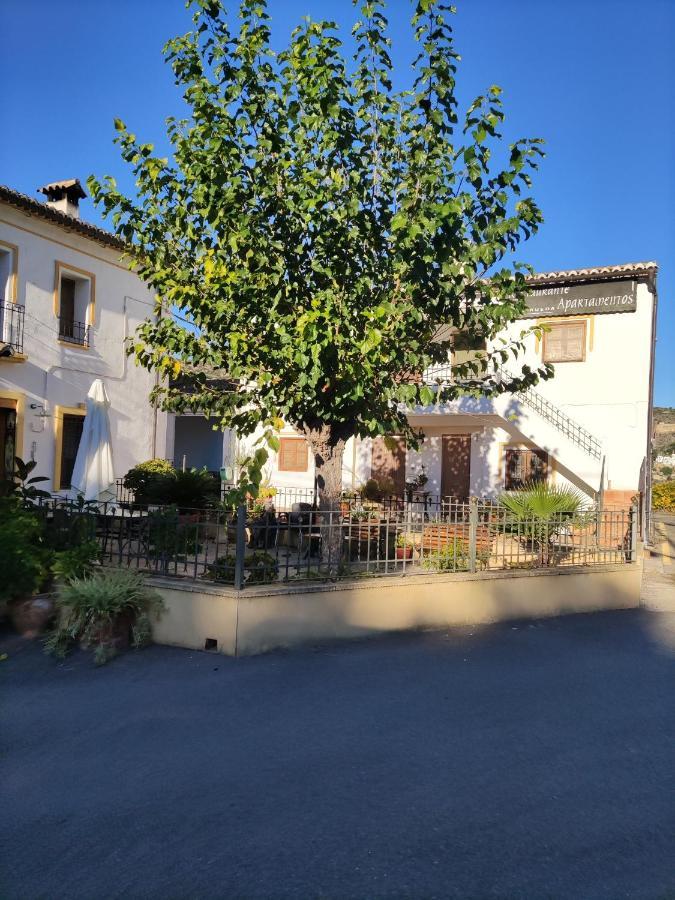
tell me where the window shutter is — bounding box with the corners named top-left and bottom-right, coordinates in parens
top-left (505, 447), bottom-right (548, 489)
top-left (543, 321), bottom-right (587, 363)
top-left (278, 437), bottom-right (308, 472)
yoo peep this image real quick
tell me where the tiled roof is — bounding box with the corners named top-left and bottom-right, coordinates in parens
top-left (526, 261), bottom-right (658, 285)
top-left (37, 178), bottom-right (87, 200)
top-left (0, 184), bottom-right (125, 251)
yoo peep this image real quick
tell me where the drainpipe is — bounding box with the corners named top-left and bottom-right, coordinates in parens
top-left (645, 273), bottom-right (659, 540)
top-left (42, 294), bottom-right (132, 394)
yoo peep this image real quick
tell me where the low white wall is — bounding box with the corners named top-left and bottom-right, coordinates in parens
top-left (148, 564), bottom-right (641, 657)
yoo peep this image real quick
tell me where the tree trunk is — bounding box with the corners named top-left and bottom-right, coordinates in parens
top-left (304, 424), bottom-right (348, 576)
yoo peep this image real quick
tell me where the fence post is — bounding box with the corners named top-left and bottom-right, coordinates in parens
top-left (234, 504), bottom-right (247, 590)
top-left (629, 498), bottom-right (639, 563)
top-left (468, 496), bottom-right (478, 573)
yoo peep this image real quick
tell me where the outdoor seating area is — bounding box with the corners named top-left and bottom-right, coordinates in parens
top-left (33, 487), bottom-right (637, 589)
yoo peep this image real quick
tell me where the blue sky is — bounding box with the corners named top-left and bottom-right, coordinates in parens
top-left (3, 0), bottom-right (674, 404)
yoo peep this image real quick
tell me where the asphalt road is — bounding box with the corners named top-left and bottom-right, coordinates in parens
top-left (2, 608), bottom-right (675, 899)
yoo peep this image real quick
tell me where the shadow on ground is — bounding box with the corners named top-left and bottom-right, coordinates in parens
top-left (2, 608), bottom-right (674, 899)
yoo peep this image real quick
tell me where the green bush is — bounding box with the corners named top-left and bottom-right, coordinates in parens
top-left (171, 468), bottom-right (218, 510)
top-left (146, 506), bottom-right (201, 567)
top-left (44, 568), bottom-right (165, 665)
top-left (361, 478), bottom-right (381, 501)
top-left (123, 460), bottom-right (218, 509)
top-left (206, 551), bottom-right (278, 585)
top-left (653, 481), bottom-right (675, 512)
top-left (123, 458), bottom-right (176, 505)
top-left (42, 502), bottom-right (97, 553)
top-left (52, 540), bottom-right (100, 582)
top-left (0, 499), bottom-right (52, 603)
top-left (422, 542), bottom-right (469, 572)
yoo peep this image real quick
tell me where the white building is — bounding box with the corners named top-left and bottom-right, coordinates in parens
top-left (0, 180), bottom-right (169, 495)
top-left (170, 262), bottom-right (657, 516)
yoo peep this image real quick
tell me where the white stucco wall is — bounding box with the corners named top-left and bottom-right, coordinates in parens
top-left (496, 280), bottom-right (653, 492)
top-left (0, 202), bottom-right (168, 492)
top-left (163, 274), bottom-right (655, 503)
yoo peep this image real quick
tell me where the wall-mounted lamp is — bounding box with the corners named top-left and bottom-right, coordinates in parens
top-left (29, 403), bottom-right (49, 434)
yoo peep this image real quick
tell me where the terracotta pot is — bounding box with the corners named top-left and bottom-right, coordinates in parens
top-left (10, 593), bottom-right (55, 638)
top-left (396, 547), bottom-right (414, 560)
top-left (85, 611), bottom-right (135, 651)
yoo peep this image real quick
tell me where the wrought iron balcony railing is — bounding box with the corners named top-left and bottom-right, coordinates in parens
top-left (0, 300), bottom-right (25, 356)
top-left (58, 317), bottom-right (90, 348)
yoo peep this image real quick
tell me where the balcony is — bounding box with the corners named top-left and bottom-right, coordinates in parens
top-left (58, 317), bottom-right (90, 348)
top-left (0, 300), bottom-right (25, 357)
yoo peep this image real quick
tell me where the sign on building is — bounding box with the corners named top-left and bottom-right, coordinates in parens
top-left (520, 279), bottom-right (637, 318)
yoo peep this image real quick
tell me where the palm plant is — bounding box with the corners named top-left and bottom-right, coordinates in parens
top-left (499, 481), bottom-right (586, 565)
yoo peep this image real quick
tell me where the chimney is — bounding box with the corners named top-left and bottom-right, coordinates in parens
top-left (37, 179), bottom-right (87, 219)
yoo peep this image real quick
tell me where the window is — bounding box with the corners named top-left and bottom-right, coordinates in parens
top-left (504, 447), bottom-right (548, 490)
top-left (278, 437), bottom-right (308, 472)
top-left (0, 242), bottom-right (18, 351)
top-left (0, 242), bottom-right (17, 305)
top-left (542, 321), bottom-right (586, 363)
top-left (54, 407), bottom-right (86, 490)
top-left (452, 331), bottom-right (486, 367)
top-left (55, 263), bottom-right (94, 347)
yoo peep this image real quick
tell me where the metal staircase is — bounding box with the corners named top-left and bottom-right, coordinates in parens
top-left (423, 363), bottom-right (603, 461)
top-left (511, 379), bottom-right (603, 461)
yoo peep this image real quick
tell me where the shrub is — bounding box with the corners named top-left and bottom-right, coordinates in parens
top-left (123, 459), bottom-right (176, 505)
top-left (171, 468), bottom-right (218, 511)
top-left (123, 460), bottom-right (218, 510)
top-left (0, 499), bottom-right (52, 604)
top-left (206, 551), bottom-right (278, 585)
top-left (361, 478), bottom-right (381, 501)
top-left (422, 543), bottom-right (469, 572)
top-left (376, 476), bottom-right (396, 496)
top-left (146, 506), bottom-right (201, 567)
top-left (653, 481), bottom-right (675, 512)
top-left (0, 457), bottom-right (51, 503)
top-left (44, 568), bottom-right (164, 665)
top-left (52, 541), bottom-right (100, 582)
top-left (42, 501), bottom-right (97, 553)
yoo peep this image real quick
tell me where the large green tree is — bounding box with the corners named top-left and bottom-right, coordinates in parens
top-left (89, 0), bottom-right (551, 506)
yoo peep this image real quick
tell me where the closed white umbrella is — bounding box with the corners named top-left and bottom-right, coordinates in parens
top-left (70, 379), bottom-right (115, 501)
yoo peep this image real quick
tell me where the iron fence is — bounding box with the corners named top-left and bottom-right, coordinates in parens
top-left (35, 494), bottom-right (639, 589)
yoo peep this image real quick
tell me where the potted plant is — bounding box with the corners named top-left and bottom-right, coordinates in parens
top-left (395, 533), bottom-right (415, 560)
top-left (44, 568), bottom-right (165, 665)
top-left (122, 458), bottom-right (176, 506)
top-left (351, 506), bottom-right (380, 524)
top-left (0, 499), bottom-right (54, 637)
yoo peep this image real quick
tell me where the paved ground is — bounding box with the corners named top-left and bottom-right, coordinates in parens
top-left (2, 606), bottom-right (674, 900)
top-left (643, 513), bottom-right (675, 611)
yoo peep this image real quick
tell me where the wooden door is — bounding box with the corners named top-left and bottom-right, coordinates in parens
top-left (371, 436), bottom-right (406, 495)
top-left (441, 434), bottom-right (471, 500)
